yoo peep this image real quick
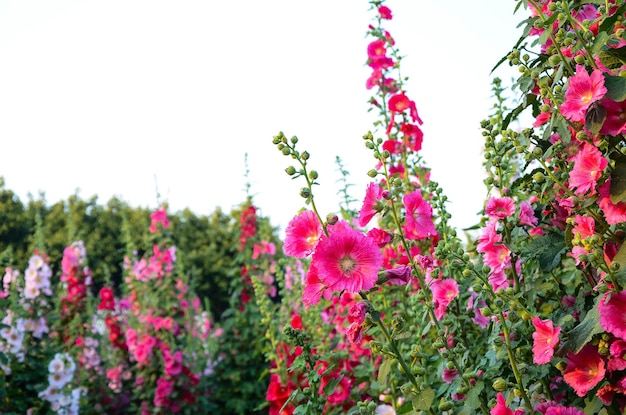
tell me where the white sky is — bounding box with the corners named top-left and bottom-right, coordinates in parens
top-left (0, 1), bottom-right (523, 235)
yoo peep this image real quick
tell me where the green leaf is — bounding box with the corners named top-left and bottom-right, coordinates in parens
top-left (465, 381), bottom-right (484, 410)
top-left (524, 233), bottom-right (567, 272)
top-left (377, 358), bottom-right (392, 385)
top-left (583, 395), bottom-right (604, 415)
top-left (562, 297), bottom-right (603, 354)
top-left (592, 31), bottom-right (610, 55)
top-left (610, 157), bottom-right (626, 204)
top-left (599, 4), bottom-right (626, 34)
top-left (585, 102), bottom-right (607, 135)
top-left (604, 73), bottom-right (626, 102)
top-left (412, 388), bottom-right (435, 411)
top-left (288, 355), bottom-right (306, 372)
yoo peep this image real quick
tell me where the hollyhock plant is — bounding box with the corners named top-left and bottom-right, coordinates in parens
top-left (531, 317), bottom-right (561, 364)
top-left (563, 344), bottom-right (606, 397)
top-left (599, 291), bottom-right (626, 341)
top-left (568, 143), bottom-right (607, 195)
top-left (284, 210), bottom-right (323, 258)
top-left (560, 65), bottom-right (607, 123)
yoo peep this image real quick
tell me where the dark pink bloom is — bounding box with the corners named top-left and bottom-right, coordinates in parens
top-left (532, 317), bottom-right (561, 364)
top-left (302, 262), bottom-right (326, 306)
top-left (431, 278), bottom-right (459, 320)
top-left (149, 207), bottom-right (170, 233)
top-left (367, 228), bottom-right (392, 247)
top-left (367, 40), bottom-right (387, 60)
top-left (572, 215), bottom-right (595, 240)
top-left (441, 367), bottom-right (458, 383)
top-left (563, 344), bottom-right (606, 397)
top-left (359, 182), bottom-right (385, 227)
top-left (598, 179), bottom-right (626, 225)
top-left (386, 93), bottom-right (422, 135)
top-left (519, 201), bottom-right (538, 226)
top-left (402, 190), bottom-right (437, 240)
top-left (599, 291), bottom-right (626, 341)
top-left (568, 144), bottom-right (607, 195)
top-left (485, 197), bottom-right (516, 219)
top-left (384, 265), bottom-right (412, 285)
top-left (283, 210), bottom-right (323, 258)
top-left (535, 401), bottom-right (585, 415)
top-left (561, 65), bottom-right (607, 123)
top-left (599, 98), bottom-right (626, 136)
top-left (491, 393), bottom-right (513, 415)
top-left (534, 111), bottom-right (552, 127)
top-left (378, 5), bottom-right (392, 19)
top-left (400, 123), bottom-right (423, 152)
top-left (311, 223), bottom-right (382, 293)
top-left (348, 301), bottom-right (367, 324)
top-left (608, 340), bottom-right (626, 372)
top-left (346, 322), bottom-right (363, 343)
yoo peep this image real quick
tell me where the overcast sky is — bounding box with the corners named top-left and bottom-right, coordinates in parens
top-left (0, 1), bottom-right (523, 234)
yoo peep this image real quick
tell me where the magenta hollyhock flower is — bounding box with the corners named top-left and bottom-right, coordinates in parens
top-left (608, 339), bottom-right (626, 372)
top-left (386, 93), bottom-right (422, 134)
top-left (561, 65), bottom-right (607, 123)
top-left (599, 291), bottom-right (626, 341)
top-left (532, 317), bottom-right (561, 364)
top-left (367, 39), bottom-right (387, 60)
top-left (384, 265), bottom-right (412, 285)
top-left (563, 344), bottom-right (606, 397)
top-left (485, 197), bottom-right (516, 219)
top-left (346, 322), bottom-right (363, 343)
top-left (302, 262), bottom-right (327, 306)
top-left (359, 182), bottom-right (385, 227)
top-left (482, 243), bottom-right (511, 274)
top-left (400, 123), bottom-right (423, 152)
top-left (402, 190), bottom-right (437, 240)
top-left (149, 207), bottom-right (170, 233)
top-left (572, 215), bottom-right (595, 240)
top-left (599, 97), bottom-right (626, 136)
top-left (348, 301), bottom-right (367, 324)
top-left (378, 5), bottom-right (392, 19)
top-left (598, 179), bottom-right (626, 225)
top-left (568, 143), bottom-right (607, 195)
top-left (491, 393), bottom-right (514, 415)
top-left (367, 227), bottom-right (392, 247)
top-left (535, 401), bottom-right (585, 415)
top-left (441, 367), bottom-right (459, 383)
top-left (366, 69), bottom-right (383, 90)
top-left (477, 220), bottom-right (502, 253)
top-left (431, 278), bottom-right (459, 320)
top-left (311, 223), bottom-right (382, 293)
top-left (519, 201), bottom-right (538, 226)
top-left (283, 210), bottom-right (323, 258)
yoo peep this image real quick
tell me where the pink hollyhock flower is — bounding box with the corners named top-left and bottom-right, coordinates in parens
top-left (400, 123), bottom-right (423, 152)
top-left (534, 111), bottom-right (552, 127)
top-left (442, 367), bottom-right (459, 383)
top-left (386, 93), bottom-right (422, 135)
top-left (346, 322), bottom-right (363, 343)
top-left (348, 302), bottom-right (367, 324)
top-left (378, 5), bottom-right (392, 19)
top-left (572, 215), bottom-right (595, 240)
top-left (283, 210), bottom-right (323, 258)
top-left (367, 227), bottom-right (392, 247)
top-left (535, 401), bottom-right (585, 415)
top-left (367, 39), bottom-right (387, 60)
top-left (599, 291), bottom-right (626, 340)
top-left (563, 344), bottom-right (606, 397)
top-left (482, 242), bottom-right (511, 274)
top-left (402, 190), bottom-right (437, 240)
top-left (599, 97), bottom-right (626, 136)
top-left (384, 265), bottom-right (412, 285)
top-left (491, 393), bottom-right (513, 415)
top-left (477, 220), bottom-right (502, 253)
top-left (149, 207), bottom-right (170, 233)
top-left (608, 340), bottom-right (626, 372)
top-left (561, 65), bottom-right (607, 123)
top-left (366, 69), bottom-right (383, 89)
top-left (302, 263), bottom-right (327, 306)
top-left (359, 182), bottom-right (385, 227)
top-left (598, 179), bottom-right (626, 225)
top-left (568, 143), bottom-right (607, 195)
top-left (488, 269), bottom-right (510, 292)
top-left (532, 317), bottom-right (561, 364)
top-left (519, 201), bottom-right (538, 226)
top-left (311, 223), bottom-right (382, 293)
top-left (485, 197), bottom-right (516, 219)
top-left (431, 278), bottom-right (459, 320)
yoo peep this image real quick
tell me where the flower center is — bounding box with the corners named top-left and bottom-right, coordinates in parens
top-left (339, 255), bottom-right (357, 276)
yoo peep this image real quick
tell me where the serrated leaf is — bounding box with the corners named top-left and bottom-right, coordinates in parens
top-left (412, 388), bottom-right (435, 411)
top-left (562, 297), bottom-right (603, 355)
top-left (378, 358), bottom-right (392, 385)
top-left (604, 73), bottom-right (626, 102)
top-left (610, 158), bottom-right (626, 204)
top-left (465, 381), bottom-right (484, 410)
top-left (583, 394), bottom-right (604, 415)
top-left (524, 233), bottom-right (567, 272)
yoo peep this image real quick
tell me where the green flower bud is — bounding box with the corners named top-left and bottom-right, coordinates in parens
top-left (533, 172), bottom-right (545, 183)
top-left (282, 147), bottom-right (290, 156)
top-left (309, 170), bottom-right (318, 180)
top-left (367, 169), bottom-right (378, 178)
top-left (492, 378), bottom-right (508, 392)
top-left (290, 135), bottom-right (298, 144)
top-left (301, 151), bottom-right (310, 160)
top-left (285, 166), bottom-right (297, 176)
top-left (438, 401), bottom-right (453, 411)
top-left (299, 188), bottom-right (312, 199)
top-left (326, 214), bottom-right (338, 225)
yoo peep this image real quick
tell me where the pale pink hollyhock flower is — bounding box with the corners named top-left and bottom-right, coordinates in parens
top-left (491, 392), bottom-right (513, 415)
top-left (283, 210), bottom-right (323, 258)
top-left (359, 182), bottom-right (385, 227)
top-left (599, 291), bottom-right (626, 341)
top-left (488, 269), bottom-right (510, 292)
top-left (402, 191), bottom-right (437, 240)
top-left (485, 197), bottom-right (516, 219)
top-left (568, 144), bottom-right (607, 195)
top-left (598, 179), bottom-right (626, 225)
top-left (518, 201), bottom-right (538, 226)
top-left (532, 317), bottom-right (561, 364)
top-left (563, 344), bottom-right (606, 397)
top-left (431, 278), bottom-right (459, 320)
top-left (483, 243), bottom-right (511, 274)
top-left (477, 220), bottom-right (502, 253)
top-left (312, 223), bottom-right (382, 293)
top-left (561, 65), bottom-right (607, 123)
top-left (375, 404), bottom-right (395, 415)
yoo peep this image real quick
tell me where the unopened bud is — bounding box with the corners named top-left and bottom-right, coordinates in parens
top-left (492, 378), bottom-right (508, 392)
top-left (285, 166), bottom-right (297, 176)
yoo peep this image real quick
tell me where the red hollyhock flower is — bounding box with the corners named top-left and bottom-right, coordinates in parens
top-left (563, 344), bottom-right (606, 397)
